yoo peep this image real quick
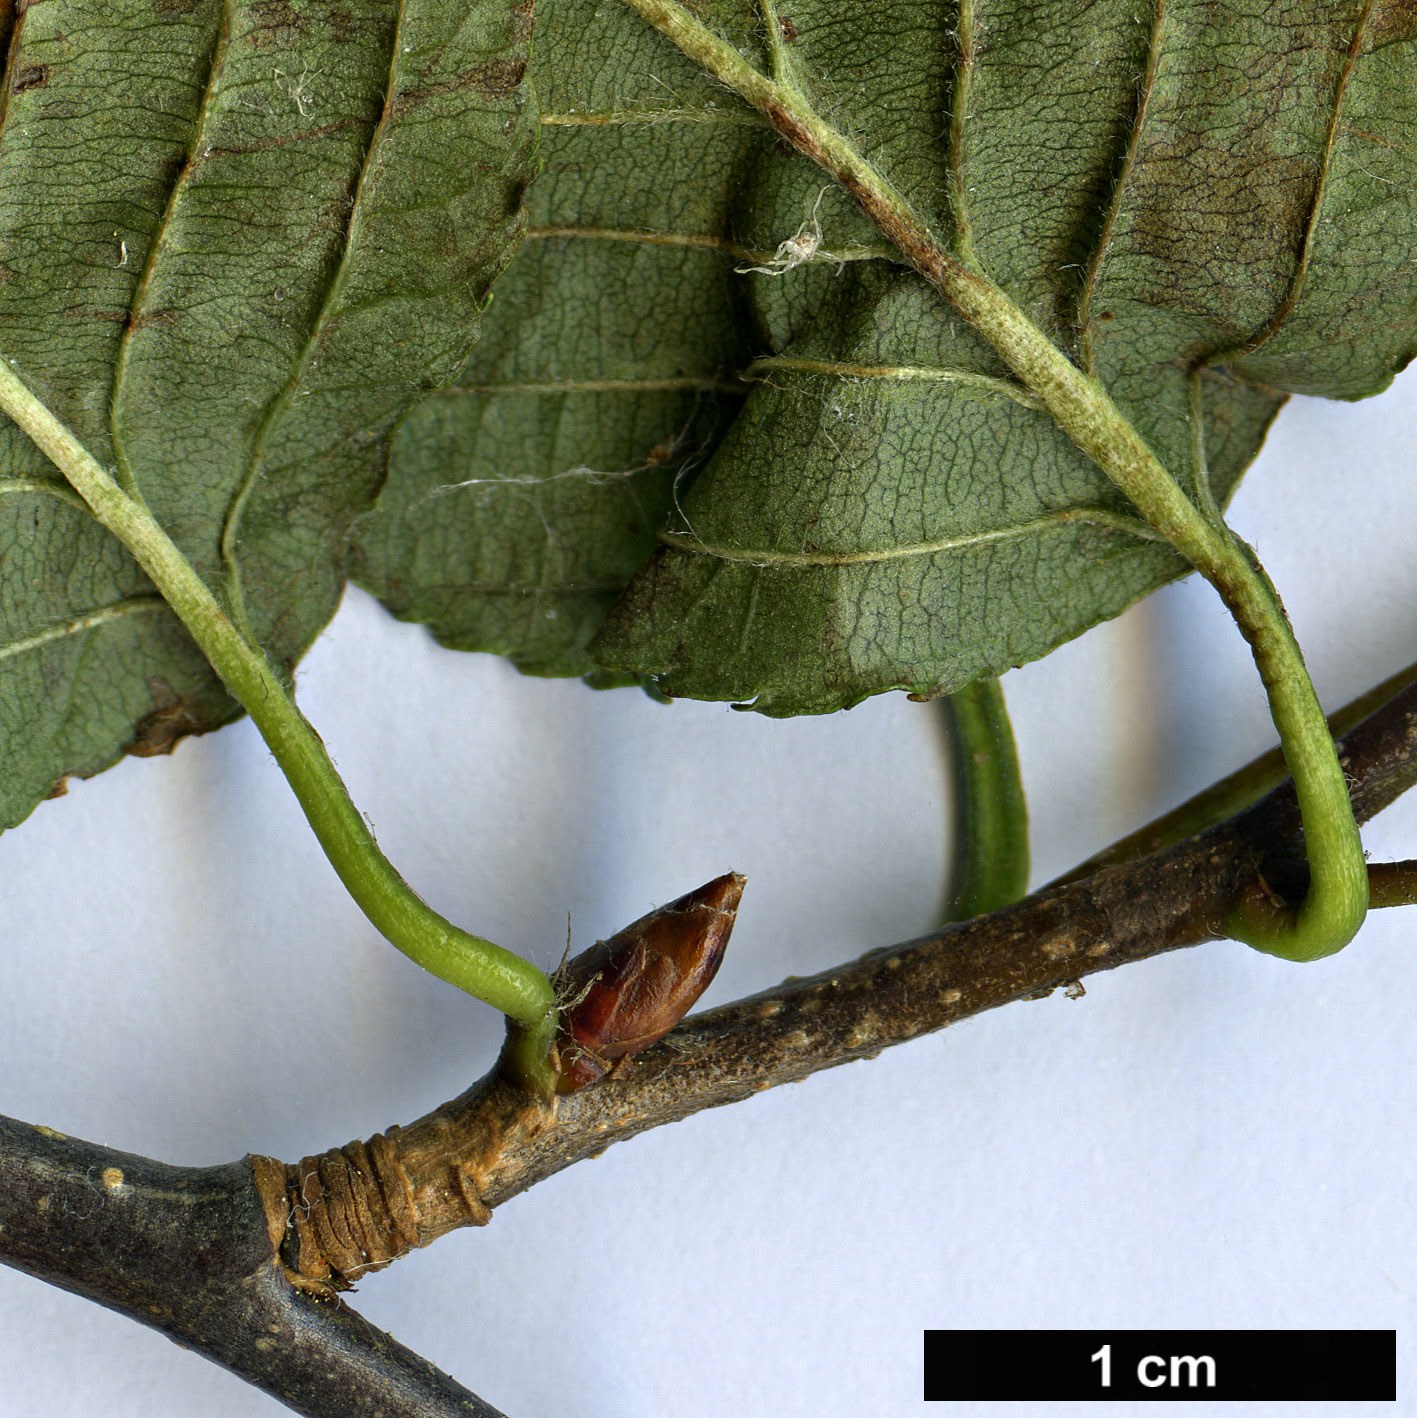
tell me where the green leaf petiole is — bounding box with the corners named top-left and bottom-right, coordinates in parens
top-left (1053, 658), bottom-right (1417, 888)
top-left (0, 356), bottom-right (558, 1088)
top-left (938, 677), bottom-right (1030, 922)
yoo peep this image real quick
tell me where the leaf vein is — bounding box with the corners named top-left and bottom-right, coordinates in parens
top-left (109, 0), bottom-right (232, 500)
top-left (947, 0), bottom-right (976, 262)
top-left (758, 0), bottom-right (794, 86)
top-left (0, 477), bottom-right (90, 514)
top-left (658, 506), bottom-right (1167, 567)
top-left (457, 376), bottom-right (745, 396)
top-left (219, 0), bottom-right (408, 635)
top-left (0, 595), bottom-right (168, 665)
top-left (1073, 0), bottom-right (1168, 372)
top-left (1209, 0), bottom-right (1379, 366)
top-left (743, 356), bottom-right (1043, 408)
top-left (540, 107), bottom-right (766, 126)
top-left (524, 222), bottom-right (897, 267)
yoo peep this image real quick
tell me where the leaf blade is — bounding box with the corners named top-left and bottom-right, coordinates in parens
top-left (352, 2), bottom-right (772, 678)
top-left (584, 0), bottom-right (1387, 711)
top-left (0, 0), bottom-right (536, 828)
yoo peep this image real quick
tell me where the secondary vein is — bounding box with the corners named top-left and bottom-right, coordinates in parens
top-left (947, 0), bottom-right (976, 263)
top-left (457, 375), bottom-right (745, 396)
top-left (0, 477), bottom-right (90, 513)
top-left (0, 596), bottom-right (167, 665)
top-left (1073, 0), bottom-right (1167, 373)
top-left (743, 356), bottom-right (1043, 408)
top-left (109, 0), bottom-right (233, 501)
top-left (658, 507), bottom-right (1165, 567)
top-left (218, 0), bottom-right (408, 640)
top-left (524, 222), bottom-right (896, 267)
top-left (1205, 0), bottom-right (1378, 368)
top-left (758, 0), bottom-right (793, 86)
top-left (540, 106), bottom-right (766, 126)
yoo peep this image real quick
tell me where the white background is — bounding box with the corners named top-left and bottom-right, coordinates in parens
top-left (1, 368), bottom-right (1414, 1416)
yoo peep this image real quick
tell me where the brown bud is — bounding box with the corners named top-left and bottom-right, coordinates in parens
top-left (555, 872), bottom-right (744, 1093)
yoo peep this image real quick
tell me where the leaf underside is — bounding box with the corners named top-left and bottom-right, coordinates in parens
top-left (2, 0), bottom-right (1416, 830)
top-left (357, 0), bottom-right (1417, 714)
top-left (0, 0), bottom-right (536, 829)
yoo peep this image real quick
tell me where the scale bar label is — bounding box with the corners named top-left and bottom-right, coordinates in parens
top-left (923, 1329), bottom-right (1396, 1401)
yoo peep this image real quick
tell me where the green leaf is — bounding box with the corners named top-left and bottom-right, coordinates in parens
top-left (0, 0), bottom-right (536, 828)
top-left (360, 0), bottom-right (1415, 715)
top-left (597, 0), bottom-right (1417, 714)
top-left (351, 2), bottom-right (769, 680)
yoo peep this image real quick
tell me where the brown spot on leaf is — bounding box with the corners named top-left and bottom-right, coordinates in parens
top-left (391, 58), bottom-right (528, 116)
top-left (127, 702), bottom-right (203, 756)
top-left (197, 118), bottom-right (364, 164)
top-left (12, 63), bottom-right (48, 93)
top-left (1367, 0), bottom-right (1417, 49)
top-left (45, 776), bottom-right (69, 800)
top-left (125, 307), bottom-right (181, 333)
top-left (126, 679), bottom-right (206, 757)
top-left (247, 0), bottom-right (304, 41)
top-left (323, 4), bottom-right (380, 44)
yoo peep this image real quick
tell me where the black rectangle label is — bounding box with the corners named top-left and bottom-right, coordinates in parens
top-left (923, 1329), bottom-right (1395, 1401)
